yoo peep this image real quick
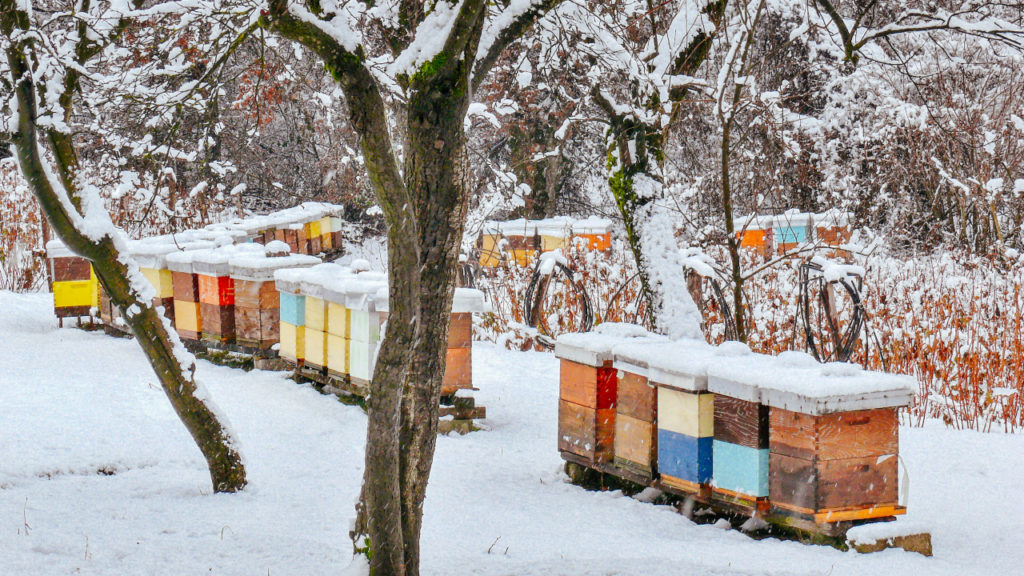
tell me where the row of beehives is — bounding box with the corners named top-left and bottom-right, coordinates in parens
top-left (46, 202), bottom-right (345, 322)
top-left (478, 216), bottom-right (614, 267)
top-left (271, 264), bottom-right (486, 394)
top-left (735, 210), bottom-right (852, 258)
top-left (555, 324), bottom-right (914, 530)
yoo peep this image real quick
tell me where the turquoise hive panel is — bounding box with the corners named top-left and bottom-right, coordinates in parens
top-left (712, 440), bottom-right (769, 497)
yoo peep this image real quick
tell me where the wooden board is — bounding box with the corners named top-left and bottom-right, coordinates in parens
top-left (171, 271), bottom-right (199, 302)
top-left (235, 306), bottom-right (280, 347)
top-left (577, 232), bottom-right (611, 251)
top-left (449, 313), bottom-right (473, 349)
top-left (279, 322), bottom-right (304, 362)
top-left (658, 387), bottom-right (713, 438)
top-left (558, 400), bottom-right (614, 463)
top-left (234, 279), bottom-right (278, 309)
top-left (442, 347), bottom-right (472, 395)
top-left (770, 407), bottom-right (898, 461)
top-left (199, 303), bottom-right (235, 342)
top-left (53, 280), bottom-right (96, 308)
top-left (141, 267), bottom-right (174, 299)
top-left (279, 292), bottom-right (305, 326)
top-left (305, 296), bottom-right (328, 332)
top-left (327, 302), bottom-right (350, 338)
top-left (198, 275), bottom-right (234, 306)
top-left (326, 333), bottom-right (348, 375)
top-left (769, 452), bottom-right (899, 514)
top-left (711, 440), bottom-right (769, 497)
top-left (304, 328), bottom-right (328, 368)
top-left (559, 359), bottom-right (616, 410)
top-left (714, 395), bottom-right (768, 449)
top-left (51, 257), bottom-right (91, 282)
top-left (173, 300), bottom-right (200, 333)
top-left (613, 413), bottom-right (656, 470)
top-left (616, 370), bottom-right (655, 421)
top-left (657, 428), bottom-right (712, 484)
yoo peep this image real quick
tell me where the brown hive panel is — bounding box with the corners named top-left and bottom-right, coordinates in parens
top-left (52, 257), bottom-right (92, 282)
top-left (200, 302), bottom-right (235, 343)
top-left (714, 395), bottom-right (768, 449)
top-left (559, 359), bottom-right (616, 410)
top-left (558, 400), bottom-right (614, 463)
top-left (441, 347), bottom-right (472, 396)
top-left (171, 271), bottom-right (199, 302)
top-left (448, 313), bottom-right (473, 349)
top-left (616, 370), bottom-right (656, 421)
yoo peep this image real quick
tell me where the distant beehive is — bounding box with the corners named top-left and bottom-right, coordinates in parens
top-left (479, 217), bottom-right (612, 267)
top-left (813, 210), bottom-right (853, 259)
top-left (45, 240), bottom-right (99, 323)
top-left (773, 210), bottom-right (815, 255)
top-left (733, 215), bottom-right (775, 259)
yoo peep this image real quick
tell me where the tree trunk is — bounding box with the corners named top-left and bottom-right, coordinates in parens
top-left (2, 3), bottom-right (247, 492)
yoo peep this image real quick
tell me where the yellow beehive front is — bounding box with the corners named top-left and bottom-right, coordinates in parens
top-left (326, 333), bottom-right (348, 375)
top-left (306, 219), bottom-right (322, 240)
top-left (173, 300), bottom-right (200, 332)
top-left (279, 321), bottom-right (305, 362)
top-left (540, 235), bottom-right (567, 251)
top-left (305, 327), bottom-right (328, 368)
top-left (479, 234), bottom-right (502, 267)
top-left (305, 296), bottom-right (328, 332)
top-left (327, 302), bottom-right (349, 339)
top-left (141, 267), bottom-right (174, 299)
top-left (53, 279), bottom-right (96, 308)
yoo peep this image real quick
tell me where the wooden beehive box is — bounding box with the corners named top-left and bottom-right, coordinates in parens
top-left (612, 347), bottom-right (659, 481)
top-left (442, 288), bottom-right (486, 396)
top-left (773, 211), bottom-right (814, 255)
top-left (571, 217), bottom-right (613, 252)
top-left (193, 245), bottom-right (268, 345)
top-left (230, 244), bottom-right (319, 350)
top-left (637, 341), bottom-right (718, 496)
top-left (813, 210), bottom-right (853, 259)
top-left (734, 215), bottom-right (774, 259)
top-left (166, 250), bottom-right (205, 341)
top-left (274, 270), bottom-right (308, 365)
top-left (346, 276), bottom-right (388, 386)
top-left (46, 240), bottom-right (99, 321)
top-left (323, 283), bottom-right (353, 379)
top-left (706, 345), bottom-right (772, 511)
top-left (554, 332), bottom-right (623, 464)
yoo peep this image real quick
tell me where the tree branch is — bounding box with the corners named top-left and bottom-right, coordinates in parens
top-left (471, 0), bottom-right (565, 93)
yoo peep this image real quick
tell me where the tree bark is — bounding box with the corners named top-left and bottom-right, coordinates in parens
top-left (2, 1), bottom-right (247, 493)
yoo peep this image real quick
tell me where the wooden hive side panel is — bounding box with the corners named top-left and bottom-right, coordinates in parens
top-left (769, 452), bottom-right (818, 513)
top-left (441, 347), bottom-right (472, 396)
top-left (233, 279), bottom-right (263, 309)
top-left (816, 454), bottom-right (899, 511)
top-left (448, 313), bottom-right (473, 349)
top-left (769, 407), bottom-right (817, 460)
top-left (614, 413), bottom-right (656, 471)
top-left (171, 272), bottom-right (198, 302)
top-left (234, 306), bottom-right (262, 342)
top-left (715, 396), bottom-right (768, 449)
top-left (558, 400), bottom-right (614, 463)
top-left (815, 408), bottom-right (898, 461)
top-left (616, 371), bottom-right (656, 421)
top-left (559, 359), bottom-right (598, 409)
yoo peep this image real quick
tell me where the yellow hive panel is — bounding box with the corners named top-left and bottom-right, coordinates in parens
top-left (173, 300), bottom-right (200, 332)
top-left (327, 302), bottom-right (349, 338)
top-left (305, 328), bottom-right (327, 367)
top-left (540, 235), bottom-right (567, 251)
top-left (319, 216), bottom-right (332, 234)
top-left (306, 219), bottom-right (322, 238)
top-left (658, 388), bottom-right (714, 438)
top-left (327, 334), bottom-right (348, 374)
top-left (279, 322), bottom-right (305, 361)
top-left (141, 267), bottom-right (174, 299)
top-left (54, 279), bottom-right (97, 308)
top-left (479, 234), bottom-right (502, 267)
top-left (305, 296), bottom-right (327, 332)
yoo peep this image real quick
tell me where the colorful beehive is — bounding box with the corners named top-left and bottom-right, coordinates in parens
top-left (322, 274), bottom-right (356, 379)
top-left (346, 275), bottom-right (388, 387)
top-left (554, 325), bottom-right (664, 465)
top-left (274, 269), bottom-right (308, 365)
top-left (734, 215), bottom-right (774, 259)
top-left (166, 251), bottom-right (203, 341)
top-left (705, 344), bottom-right (772, 511)
top-left (131, 237), bottom-right (215, 327)
top-left (192, 244), bottom-right (268, 345)
top-left (773, 211), bottom-right (814, 255)
top-left (441, 289), bottom-right (487, 397)
top-left (813, 210), bottom-right (853, 259)
top-left (230, 242), bottom-right (319, 350)
top-left (626, 341), bottom-right (718, 495)
top-left (571, 217), bottom-right (613, 251)
top-left (711, 351), bottom-right (914, 525)
top-left (302, 278), bottom-right (330, 372)
top-left (46, 240), bottom-right (99, 322)
top-left (611, 346), bottom-right (659, 481)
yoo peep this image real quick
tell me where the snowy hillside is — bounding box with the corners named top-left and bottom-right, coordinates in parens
top-left (1, 290), bottom-right (1021, 576)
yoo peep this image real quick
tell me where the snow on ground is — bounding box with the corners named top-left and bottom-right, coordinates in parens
top-left (1, 290), bottom-right (1022, 575)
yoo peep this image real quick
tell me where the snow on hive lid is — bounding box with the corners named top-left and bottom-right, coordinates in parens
top-left (571, 216), bottom-right (613, 235)
top-left (555, 323), bottom-right (667, 367)
top-left (189, 243), bottom-right (265, 276)
top-left (708, 349), bottom-right (915, 414)
top-left (452, 288), bottom-right (487, 314)
top-left (229, 248), bottom-right (320, 282)
top-left (812, 209), bottom-right (851, 227)
top-left (773, 210), bottom-right (814, 227)
top-left (732, 214), bottom-right (773, 230)
top-left (45, 240), bottom-right (75, 259)
top-left (129, 238), bottom-right (216, 269)
top-left (612, 339), bottom-right (718, 392)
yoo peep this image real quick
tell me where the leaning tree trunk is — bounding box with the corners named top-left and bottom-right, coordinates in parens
top-left (2, 2), bottom-right (247, 493)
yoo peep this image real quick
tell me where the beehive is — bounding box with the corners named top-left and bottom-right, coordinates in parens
top-left (229, 242), bottom-right (319, 350)
top-left (46, 240), bottom-right (99, 321)
top-left (704, 346), bottom-right (772, 510)
top-left (611, 348), bottom-right (659, 481)
top-left (813, 210), bottom-right (853, 259)
top-left (572, 217), bottom-right (613, 252)
top-left (441, 289), bottom-right (487, 396)
top-left (554, 325), bottom-right (665, 470)
top-left (628, 341), bottom-right (719, 495)
top-left (773, 211), bottom-right (814, 255)
top-left (323, 282), bottom-right (353, 378)
top-left (165, 249), bottom-right (208, 342)
top-left (734, 215), bottom-right (774, 259)
top-left (710, 351), bottom-right (914, 524)
top-left (192, 244), bottom-right (269, 345)
top-left (346, 276), bottom-right (388, 386)
top-left (274, 267), bottom-right (310, 365)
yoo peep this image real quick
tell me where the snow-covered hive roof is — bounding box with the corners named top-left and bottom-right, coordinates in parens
top-left (612, 339), bottom-right (720, 392)
top-left (554, 323), bottom-right (668, 367)
top-left (45, 239), bottom-right (78, 259)
top-left (707, 349), bottom-right (915, 414)
top-left (273, 263), bottom-right (487, 315)
top-left (228, 241), bottom-right (321, 281)
top-left (482, 216), bottom-right (613, 238)
top-left (207, 202), bottom-right (343, 236)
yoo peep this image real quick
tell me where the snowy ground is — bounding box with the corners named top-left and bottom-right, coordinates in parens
top-left (1, 290), bottom-right (1021, 576)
